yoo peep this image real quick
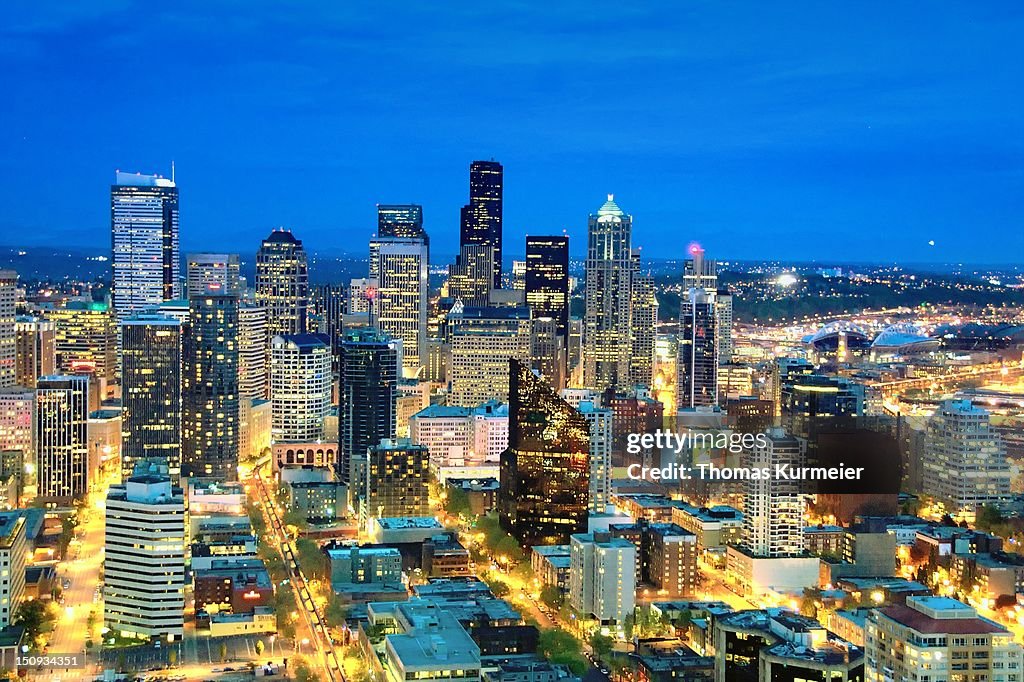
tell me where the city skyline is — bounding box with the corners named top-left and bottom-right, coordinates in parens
top-left (2, 3), bottom-right (1023, 263)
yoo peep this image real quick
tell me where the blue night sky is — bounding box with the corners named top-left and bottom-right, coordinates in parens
top-left (1, 2), bottom-right (1022, 264)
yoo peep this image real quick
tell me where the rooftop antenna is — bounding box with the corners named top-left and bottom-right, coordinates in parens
top-left (171, 160), bottom-right (176, 183)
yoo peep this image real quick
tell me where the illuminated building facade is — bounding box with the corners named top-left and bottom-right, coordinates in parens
top-left (0, 271), bottom-right (15, 389)
top-left (583, 196), bottom-right (633, 390)
top-left (48, 301), bottom-right (117, 384)
top-left (270, 334), bottom-right (331, 443)
top-left (499, 358), bottom-right (590, 547)
top-left (629, 263), bottom-right (658, 388)
top-left (459, 160), bottom-right (503, 289)
top-left (186, 253), bottom-right (241, 298)
top-left (369, 237), bottom-right (428, 377)
top-left (525, 236), bottom-right (569, 340)
top-left (110, 171), bottom-right (180, 324)
top-left (104, 465), bottom-right (186, 641)
top-left (255, 229), bottom-right (309, 336)
top-left (677, 287), bottom-right (717, 409)
top-left (238, 302), bottom-right (269, 400)
top-left (922, 399), bottom-right (1010, 513)
top-left (447, 304), bottom-right (531, 407)
top-left (448, 244), bottom-right (494, 306)
top-left (363, 438), bottom-right (431, 521)
top-left (121, 315), bottom-right (182, 479)
top-left (183, 294), bottom-right (239, 479)
top-left (0, 387), bottom-right (34, 460)
top-left (339, 328), bottom-right (398, 485)
top-left (36, 374), bottom-right (89, 503)
top-left (14, 316), bottom-right (55, 388)
top-left (529, 317), bottom-right (566, 391)
top-left (577, 400), bottom-right (612, 513)
top-left (377, 204), bottom-right (427, 244)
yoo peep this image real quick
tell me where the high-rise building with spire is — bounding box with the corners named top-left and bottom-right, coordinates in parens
top-left (111, 171), bottom-right (180, 325)
top-left (459, 160), bottom-right (503, 290)
top-left (255, 229), bottom-right (309, 336)
top-left (583, 195), bottom-right (634, 390)
top-left (499, 359), bottom-right (590, 547)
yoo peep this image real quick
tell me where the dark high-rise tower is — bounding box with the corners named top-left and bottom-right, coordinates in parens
top-left (338, 329), bottom-right (399, 486)
top-left (377, 205), bottom-right (427, 245)
top-left (499, 359), bottom-right (590, 547)
top-left (677, 288), bottom-right (717, 408)
top-left (255, 229), bottom-right (309, 336)
top-left (183, 293), bottom-right (239, 479)
top-left (121, 315), bottom-right (183, 479)
top-left (459, 160), bottom-right (503, 289)
top-left (525, 236), bottom-right (569, 339)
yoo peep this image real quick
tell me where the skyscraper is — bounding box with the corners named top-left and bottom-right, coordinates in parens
top-left (183, 294), bottom-right (239, 479)
top-left (14, 316), bottom-right (55, 388)
top-left (739, 428), bottom-right (806, 558)
top-left (36, 375), bottom-right (89, 503)
top-left (369, 237), bottom-right (428, 377)
top-left (525, 236), bottom-right (569, 386)
top-left (629, 260), bottom-right (658, 388)
top-left (459, 160), bottom-right (503, 289)
top-left (0, 271), bottom-right (15, 389)
top-left (447, 304), bottom-right (531, 407)
top-left (583, 196), bottom-right (633, 390)
top-left (48, 301), bottom-right (117, 385)
top-left (364, 438), bottom-right (431, 521)
top-left (309, 283), bottom-right (346, 363)
top-left (684, 246), bottom-right (733, 365)
top-left (339, 329), bottom-right (399, 485)
top-left (186, 253), bottom-right (241, 299)
top-left (238, 302), bottom-right (269, 400)
top-left (377, 204), bottom-right (427, 245)
top-left (110, 171), bottom-right (180, 324)
top-left (577, 400), bottom-right (612, 514)
top-left (121, 315), bottom-right (183, 479)
top-left (270, 334), bottom-right (332, 443)
top-left (448, 244), bottom-right (494, 306)
top-left (499, 359), bottom-right (590, 547)
top-left (677, 288), bottom-right (717, 409)
top-left (525, 236), bottom-right (569, 339)
top-left (104, 463), bottom-right (186, 641)
top-left (255, 229), bottom-right (309, 336)
top-left (922, 399), bottom-right (1010, 513)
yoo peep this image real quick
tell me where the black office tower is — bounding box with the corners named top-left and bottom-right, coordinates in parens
top-left (459, 160), bottom-right (503, 289)
top-left (338, 329), bottom-right (399, 486)
top-left (499, 358), bottom-right (590, 547)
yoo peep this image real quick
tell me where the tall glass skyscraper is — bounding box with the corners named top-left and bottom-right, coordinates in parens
top-left (110, 171), bottom-right (180, 325)
top-left (270, 333), bottom-right (332, 443)
top-left (255, 229), bottom-right (309, 336)
top-left (499, 358), bottom-right (590, 547)
top-left (583, 195), bottom-right (634, 390)
top-left (121, 315), bottom-right (183, 479)
top-left (36, 374), bottom-right (90, 503)
top-left (377, 204), bottom-right (427, 245)
top-left (183, 294), bottom-right (239, 479)
top-left (677, 287), bottom-right (717, 408)
top-left (459, 160), bottom-right (503, 289)
top-left (525, 236), bottom-right (569, 340)
top-left (339, 329), bottom-right (399, 485)
top-left (369, 237), bottom-right (428, 377)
